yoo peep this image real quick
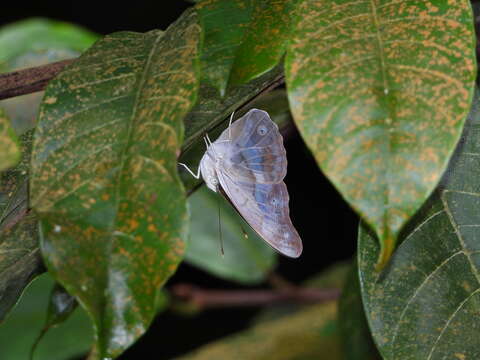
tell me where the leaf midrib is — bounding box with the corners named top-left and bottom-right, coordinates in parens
top-left (95, 31), bottom-right (164, 344)
top-left (369, 0), bottom-right (392, 233)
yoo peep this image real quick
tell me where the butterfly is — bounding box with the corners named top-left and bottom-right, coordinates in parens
top-left (180, 108), bottom-right (302, 258)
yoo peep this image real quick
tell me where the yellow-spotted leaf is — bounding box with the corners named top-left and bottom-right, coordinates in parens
top-left (285, 0), bottom-right (477, 268)
top-left (358, 92), bottom-right (480, 359)
top-left (30, 10), bottom-right (201, 359)
top-left (0, 109), bottom-right (20, 172)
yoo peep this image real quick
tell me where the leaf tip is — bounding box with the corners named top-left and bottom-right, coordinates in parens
top-left (374, 235), bottom-right (395, 272)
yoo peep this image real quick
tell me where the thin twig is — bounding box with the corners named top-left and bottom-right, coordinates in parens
top-left (0, 59), bottom-right (75, 100)
top-left (267, 271), bottom-right (297, 290)
top-left (171, 283), bottom-right (340, 309)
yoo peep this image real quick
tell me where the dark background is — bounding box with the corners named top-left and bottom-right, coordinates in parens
top-left (2, 2), bottom-right (358, 358)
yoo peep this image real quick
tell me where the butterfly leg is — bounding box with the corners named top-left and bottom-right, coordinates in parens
top-left (178, 162), bottom-right (201, 179)
top-left (177, 136), bottom-right (210, 179)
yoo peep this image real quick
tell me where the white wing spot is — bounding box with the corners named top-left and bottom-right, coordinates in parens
top-left (257, 125), bottom-right (268, 136)
top-left (54, 225), bottom-right (62, 233)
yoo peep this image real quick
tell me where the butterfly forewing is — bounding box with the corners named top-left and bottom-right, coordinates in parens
top-left (218, 109), bottom-right (287, 184)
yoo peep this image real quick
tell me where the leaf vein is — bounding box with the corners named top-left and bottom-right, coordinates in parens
top-left (391, 250), bottom-right (464, 349)
top-left (426, 287), bottom-right (480, 360)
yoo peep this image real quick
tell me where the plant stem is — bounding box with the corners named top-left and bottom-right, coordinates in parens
top-left (171, 283), bottom-right (340, 309)
top-left (0, 59), bottom-right (75, 101)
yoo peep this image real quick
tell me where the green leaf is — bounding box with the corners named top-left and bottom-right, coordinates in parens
top-left (196, 0), bottom-right (254, 96)
top-left (0, 19), bottom-right (96, 325)
top-left (30, 283), bottom-right (77, 360)
top-left (178, 301), bottom-right (343, 360)
top-left (0, 274), bottom-right (92, 360)
top-left (227, 0), bottom-right (296, 88)
top-left (0, 18), bottom-right (98, 135)
top-left (338, 261), bottom-right (381, 360)
top-left (196, 0), bottom-right (291, 96)
top-left (285, 0), bottom-right (477, 268)
top-left (0, 108), bottom-right (20, 171)
top-left (0, 18), bottom-right (96, 68)
top-left (0, 130), bottom-right (42, 323)
top-left (358, 93), bottom-right (480, 359)
top-left (186, 186), bottom-right (276, 284)
top-left (30, 10), bottom-right (201, 358)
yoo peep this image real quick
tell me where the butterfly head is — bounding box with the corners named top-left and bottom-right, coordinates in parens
top-left (200, 151), bottom-right (220, 193)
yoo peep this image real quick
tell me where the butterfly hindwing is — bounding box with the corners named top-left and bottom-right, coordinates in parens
top-left (217, 172), bottom-right (302, 258)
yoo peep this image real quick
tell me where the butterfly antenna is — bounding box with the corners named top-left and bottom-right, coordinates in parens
top-left (217, 194), bottom-right (224, 257)
top-left (206, 133), bottom-right (221, 157)
top-left (206, 133), bottom-right (213, 146)
top-left (228, 111), bottom-right (235, 140)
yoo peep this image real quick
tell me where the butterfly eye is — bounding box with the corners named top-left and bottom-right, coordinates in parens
top-left (257, 125), bottom-right (267, 136)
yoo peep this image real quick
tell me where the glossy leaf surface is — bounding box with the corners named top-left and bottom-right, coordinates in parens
top-left (359, 94), bottom-right (480, 359)
top-left (0, 131), bottom-right (41, 323)
top-left (0, 108), bottom-right (20, 171)
top-left (186, 186), bottom-right (276, 284)
top-left (30, 10), bottom-right (200, 358)
top-left (285, 0), bottom-right (477, 267)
